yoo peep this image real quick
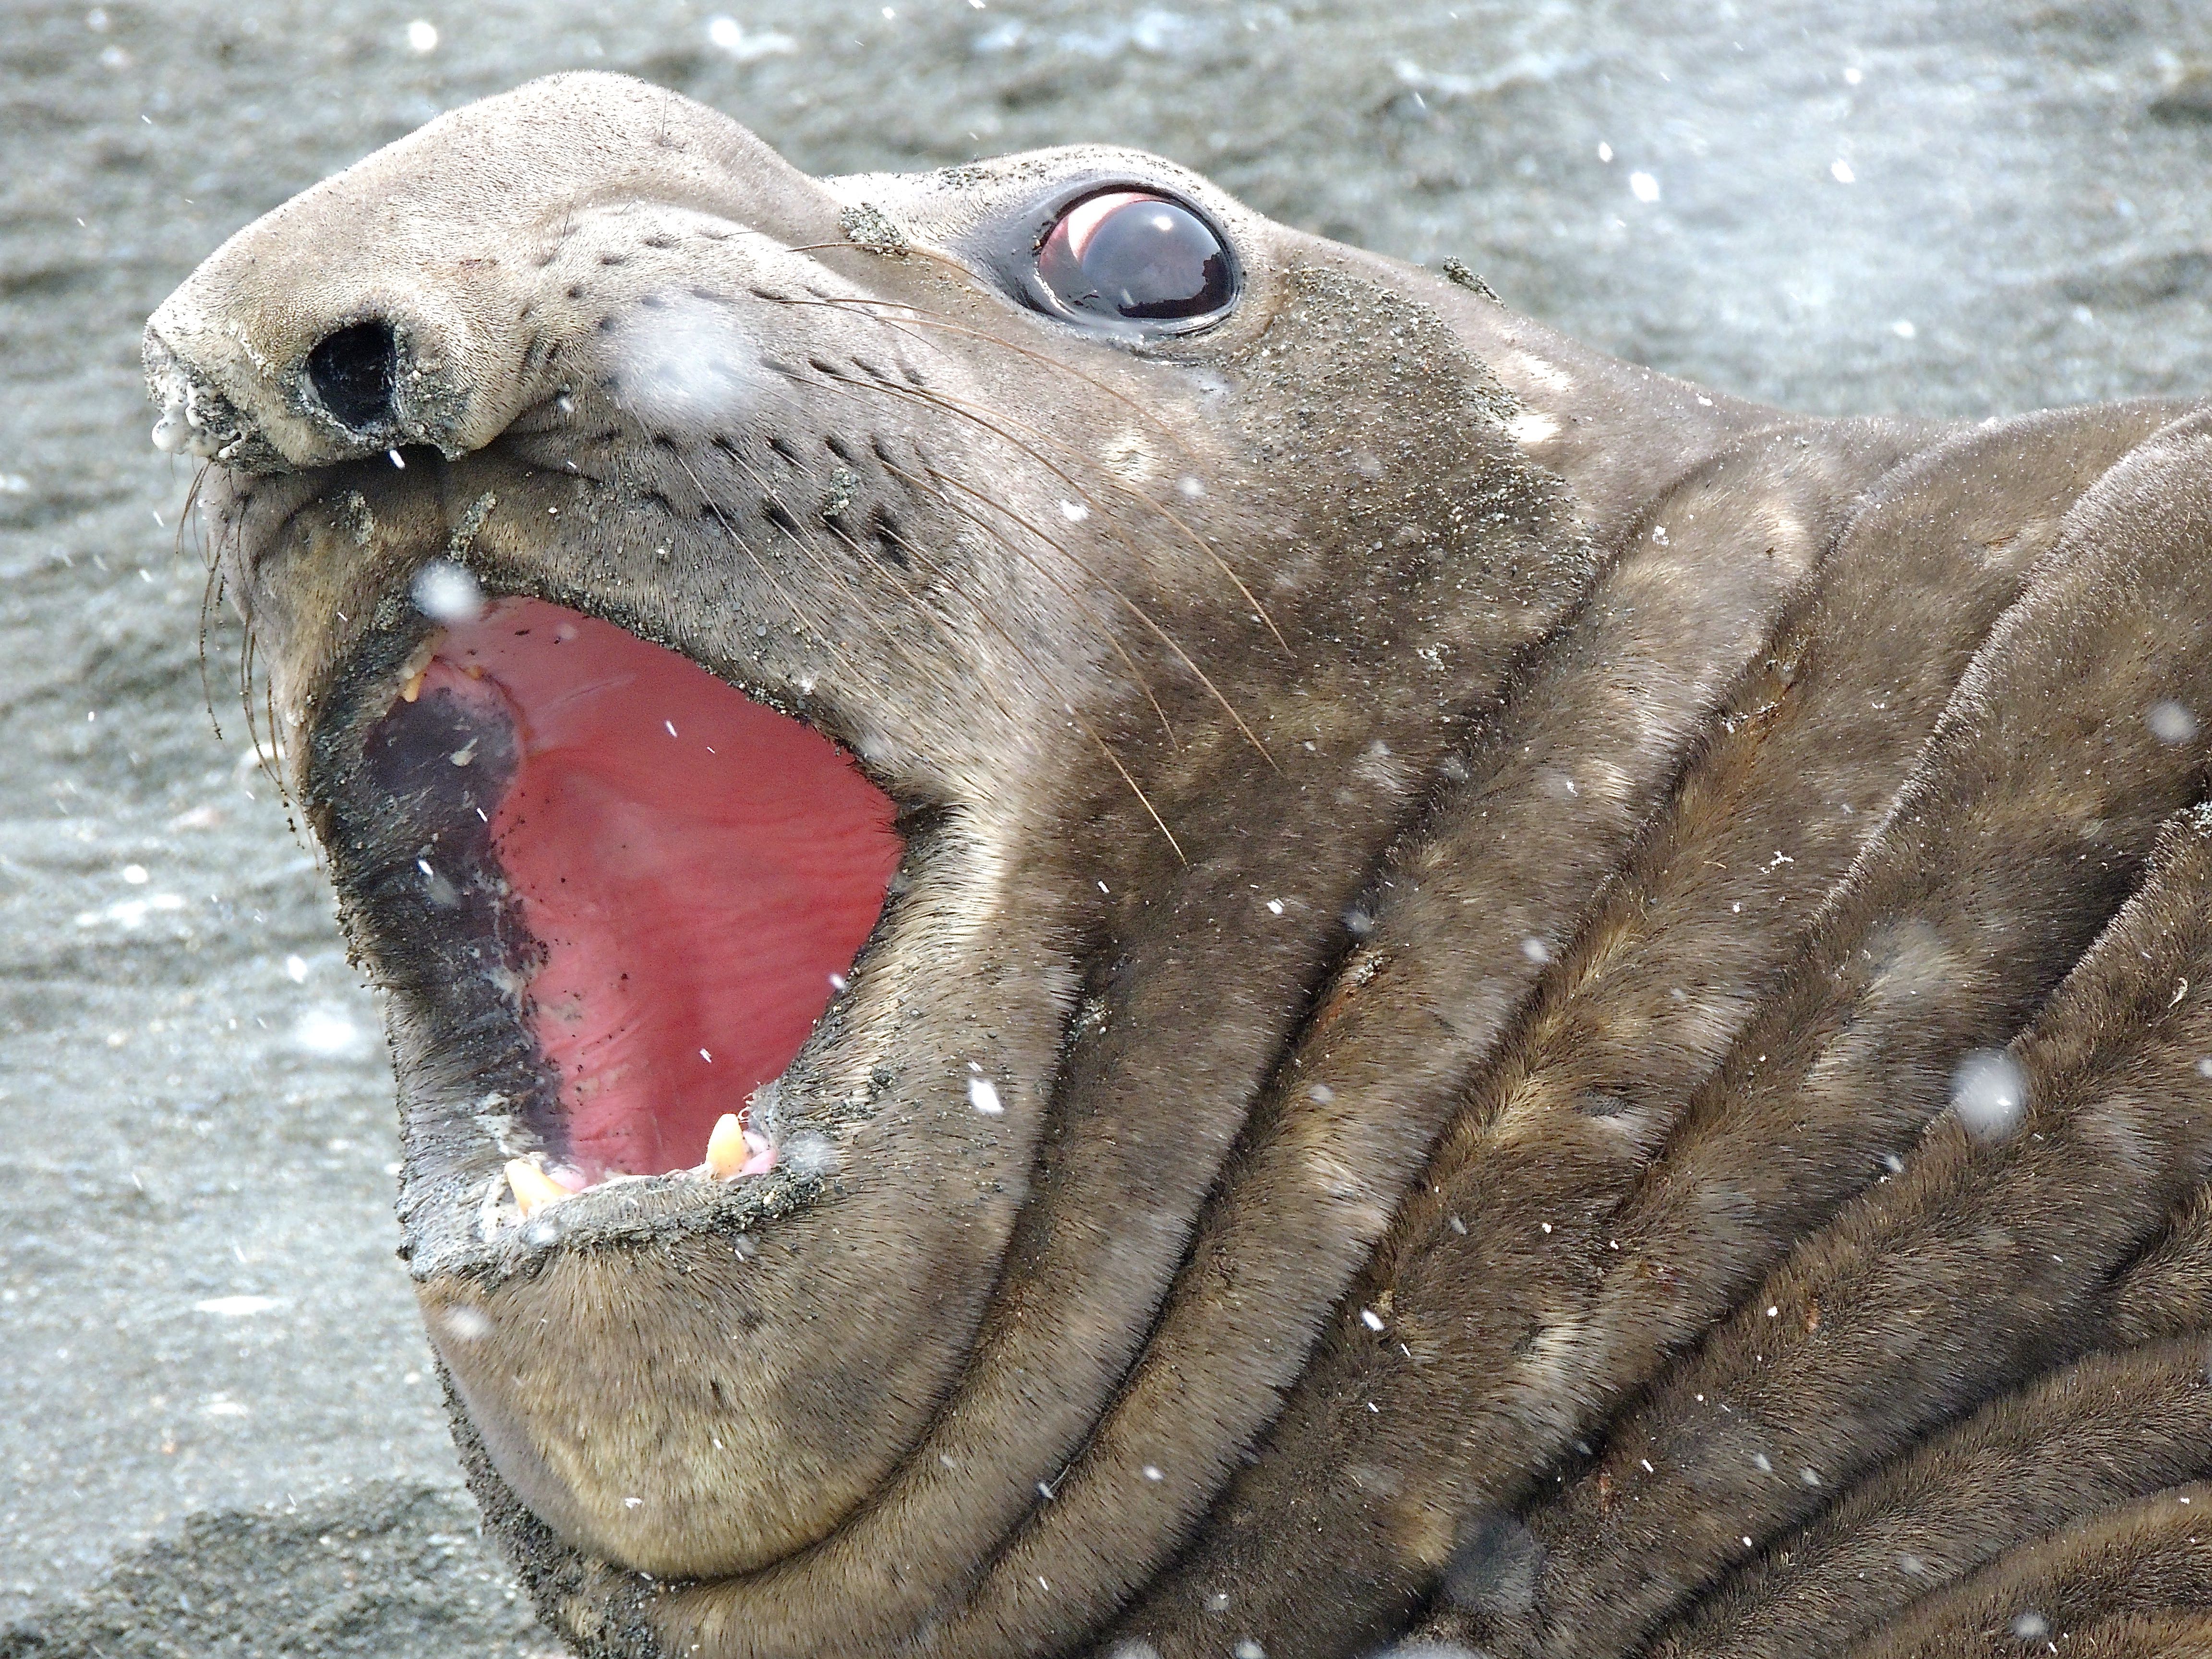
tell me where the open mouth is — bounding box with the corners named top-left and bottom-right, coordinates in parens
top-left (355, 595), bottom-right (904, 1224)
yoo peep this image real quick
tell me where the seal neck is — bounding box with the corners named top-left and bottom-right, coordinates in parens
top-left (1431, 286), bottom-right (1790, 551)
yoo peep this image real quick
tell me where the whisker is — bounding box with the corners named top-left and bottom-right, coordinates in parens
top-left (814, 514), bottom-right (1064, 757)
top-left (786, 364), bottom-right (1272, 767)
top-left (1071, 705), bottom-right (1186, 864)
top-left (238, 608), bottom-right (270, 794)
top-left (760, 291), bottom-right (1190, 451)
top-left (760, 370), bottom-right (1178, 745)
top-left (821, 514), bottom-right (1187, 865)
top-left (876, 458), bottom-right (1179, 750)
top-left (182, 465), bottom-right (230, 743)
top-left (768, 430), bottom-right (1189, 862)
top-left (811, 359), bottom-right (1287, 652)
top-left (919, 461), bottom-right (1281, 765)
top-left (703, 439), bottom-right (920, 662)
top-left (655, 441), bottom-right (849, 669)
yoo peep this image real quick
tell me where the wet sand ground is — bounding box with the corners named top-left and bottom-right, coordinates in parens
top-left (4, 0), bottom-right (2210, 1651)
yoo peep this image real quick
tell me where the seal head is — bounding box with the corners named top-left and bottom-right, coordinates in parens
top-left (149, 70), bottom-right (2212, 1659)
top-left (147, 69), bottom-right (1621, 1643)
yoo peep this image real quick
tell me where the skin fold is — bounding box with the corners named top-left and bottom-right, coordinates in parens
top-left (145, 72), bottom-right (2212, 1659)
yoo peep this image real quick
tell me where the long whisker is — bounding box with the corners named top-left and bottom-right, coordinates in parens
top-left (915, 461), bottom-right (1277, 765)
top-left (655, 442), bottom-right (856, 678)
top-left (757, 427), bottom-right (1189, 862)
top-left (703, 436), bottom-right (931, 664)
top-left (180, 464), bottom-right (230, 743)
top-left (1069, 704), bottom-right (1186, 864)
top-left (786, 363), bottom-right (1272, 767)
top-left (810, 358), bottom-right (1287, 651)
top-left (873, 458), bottom-right (1179, 750)
top-left (833, 515), bottom-right (1186, 864)
top-left (761, 290), bottom-right (1190, 452)
top-left (238, 606), bottom-right (276, 796)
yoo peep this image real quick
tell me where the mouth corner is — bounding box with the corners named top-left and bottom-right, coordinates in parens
top-left (320, 591), bottom-right (907, 1264)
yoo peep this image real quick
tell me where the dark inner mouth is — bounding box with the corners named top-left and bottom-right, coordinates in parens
top-left (361, 597), bottom-right (902, 1190)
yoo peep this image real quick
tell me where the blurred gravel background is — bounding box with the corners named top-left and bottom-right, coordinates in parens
top-left (4, 0), bottom-right (2211, 1651)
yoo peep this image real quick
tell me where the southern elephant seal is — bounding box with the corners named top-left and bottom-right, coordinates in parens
top-left (145, 71), bottom-right (2212, 1659)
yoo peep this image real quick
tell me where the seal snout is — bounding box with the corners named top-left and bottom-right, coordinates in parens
top-left (142, 71), bottom-right (859, 480)
top-left (144, 325), bottom-right (254, 463)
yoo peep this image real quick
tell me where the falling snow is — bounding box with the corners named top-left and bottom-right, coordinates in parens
top-left (1950, 1049), bottom-right (2027, 1142)
top-left (291, 1009), bottom-right (365, 1057)
top-left (616, 297), bottom-right (772, 433)
top-left (411, 559), bottom-right (484, 624)
top-left (2148, 700), bottom-right (2199, 744)
top-left (706, 15), bottom-right (796, 59)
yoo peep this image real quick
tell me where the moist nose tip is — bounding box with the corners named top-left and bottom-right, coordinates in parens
top-left (307, 319), bottom-right (400, 431)
top-left (143, 321), bottom-right (248, 462)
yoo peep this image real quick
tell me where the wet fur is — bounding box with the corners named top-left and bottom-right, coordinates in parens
top-left (146, 73), bottom-right (2212, 1659)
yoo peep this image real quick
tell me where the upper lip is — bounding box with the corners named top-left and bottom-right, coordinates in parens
top-left (206, 462), bottom-right (385, 599)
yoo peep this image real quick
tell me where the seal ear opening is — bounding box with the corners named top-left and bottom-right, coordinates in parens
top-left (307, 320), bottom-right (398, 430)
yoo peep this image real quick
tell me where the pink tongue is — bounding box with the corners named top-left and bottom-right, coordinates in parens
top-left (421, 599), bottom-right (902, 1179)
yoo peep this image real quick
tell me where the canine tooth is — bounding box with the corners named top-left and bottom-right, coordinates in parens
top-left (705, 1113), bottom-right (749, 1179)
top-left (397, 633), bottom-right (442, 703)
top-left (505, 1158), bottom-right (566, 1217)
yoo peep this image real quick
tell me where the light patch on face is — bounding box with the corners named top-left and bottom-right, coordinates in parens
top-left (1100, 427), bottom-right (1159, 484)
top-left (1765, 506), bottom-right (1813, 567)
top-left (1508, 351), bottom-right (1575, 393)
top-left (614, 297), bottom-right (772, 435)
top-left (1579, 758), bottom-right (1635, 801)
top-left (1509, 410), bottom-right (1560, 446)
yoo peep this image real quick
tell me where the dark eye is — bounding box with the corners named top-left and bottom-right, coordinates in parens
top-left (1034, 191), bottom-right (1235, 327)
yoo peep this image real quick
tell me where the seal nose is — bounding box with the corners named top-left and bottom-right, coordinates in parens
top-left (306, 321), bottom-right (398, 431)
top-left (144, 324), bottom-right (256, 463)
top-left (142, 71), bottom-right (846, 475)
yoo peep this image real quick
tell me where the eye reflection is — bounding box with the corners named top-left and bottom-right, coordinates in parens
top-left (1034, 191), bottom-right (1235, 326)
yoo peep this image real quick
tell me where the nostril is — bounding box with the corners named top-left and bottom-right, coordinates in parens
top-left (306, 320), bottom-right (398, 430)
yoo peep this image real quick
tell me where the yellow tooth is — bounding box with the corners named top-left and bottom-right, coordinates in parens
top-left (397, 632), bottom-right (443, 704)
top-left (705, 1113), bottom-right (749, 1179)
top-left (505, 1158), bottom-right (566, 1218)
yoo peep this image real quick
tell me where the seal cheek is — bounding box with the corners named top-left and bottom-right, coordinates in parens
top-left (426, 1299), bottom-right (606, 1556)
top-left (422, 1257), bottom-right (881, 1577)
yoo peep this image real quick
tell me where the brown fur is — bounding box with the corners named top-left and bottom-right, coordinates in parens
top-left (145, 72), bottom-right (2212, 1659)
